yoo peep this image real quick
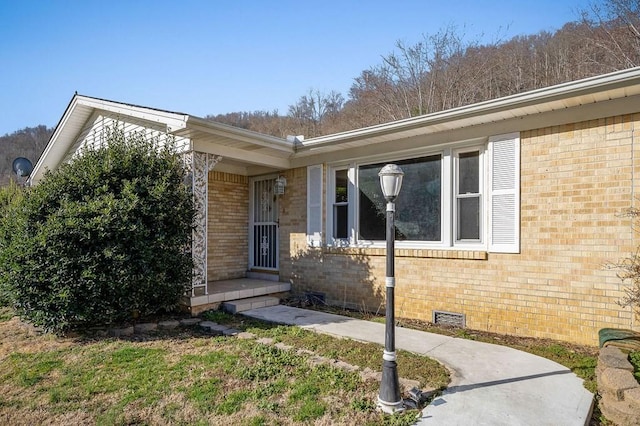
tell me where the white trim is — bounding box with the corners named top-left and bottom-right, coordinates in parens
top-left (488, 132), bottom-right (521, 253)
top-left (326, 165), bottom-right (353, 246)
top-left (307, 165), bottom-right (324, 246)
top-left (453, 146), bottom-right (485, 246)
top-left (324, 136), bottom-right (517, 252)
top-left (249, 174), bottom-right (280, 270)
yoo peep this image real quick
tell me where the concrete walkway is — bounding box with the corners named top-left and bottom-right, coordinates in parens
top-left (242, 305), bottom-right (594, 426)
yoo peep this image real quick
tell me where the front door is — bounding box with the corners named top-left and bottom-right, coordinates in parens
top-left (249, 177), bottom-right (279, 270)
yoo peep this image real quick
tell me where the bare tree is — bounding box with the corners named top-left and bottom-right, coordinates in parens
top-left (204, 9), bottom-right (640, 138)
top-left (288, 89), bottom-right (344, 137)
top-left (581, 0), bottom-right (640, 70)
top-left (0, 125), bottom-right (51, 186)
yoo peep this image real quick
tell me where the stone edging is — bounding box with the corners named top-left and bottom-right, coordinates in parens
top-left (101, 318), bottom-right (201, 337)
top-left (596, 346), bottom-right (640, 425)
top-left (106, 317), bottom-right (435, 397)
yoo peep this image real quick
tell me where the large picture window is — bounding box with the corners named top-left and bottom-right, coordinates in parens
top-left (358, 155), bottom-right (441, 241)
top-left (307, 133), bottom-right (520, 253)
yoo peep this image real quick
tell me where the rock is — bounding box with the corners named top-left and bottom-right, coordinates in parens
top-left (198, 321), bottom-right (222, 335)
top-left (599, 346), bottom-right (634, 371)
top-left (333, 359), bottom-right (359, 372)
top-left (179, 318), bottom-right (202, 327)
top-left (600, 368), bottom-right (640, 401)
top-left (157, 320), bottom-right (180, 330)
top-left (109, 326), bottom-right (134, 337)
top-left (134, 323), bottom-right (157, 334)
top-left (275, 342), bottom-right (293, 351)
top-left (599, 396), bottom-right (640, 426)
top-left (236, 332), bottom-right (255, 340)
top-left (625, 387), bottom-right (640, 405)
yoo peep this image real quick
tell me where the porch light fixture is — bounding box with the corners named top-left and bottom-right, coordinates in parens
top-left (274, 176), bottom-right (287, 195)
top-left (377, 164), bottom-right (404, 414)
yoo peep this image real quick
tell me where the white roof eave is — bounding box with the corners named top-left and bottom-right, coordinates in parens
top-left (183, 116), bottom-right (294, 153)
top-left (30, 95), bottom-right (190, 184)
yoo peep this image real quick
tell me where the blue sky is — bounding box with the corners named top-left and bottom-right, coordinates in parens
top-left (0, 0), bottom-right (592, 136)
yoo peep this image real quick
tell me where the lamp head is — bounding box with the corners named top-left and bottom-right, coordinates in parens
top-left (378, 164), bottom-right (404, 202)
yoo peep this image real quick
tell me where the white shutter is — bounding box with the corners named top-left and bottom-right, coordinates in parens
top-left (488, 133), bottom-right (520, 253)
top-left (307, 165), bottom-right (323, 247)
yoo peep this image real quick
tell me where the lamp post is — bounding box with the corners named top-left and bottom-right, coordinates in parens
top-left (377, 164), bottom-right (404, 414)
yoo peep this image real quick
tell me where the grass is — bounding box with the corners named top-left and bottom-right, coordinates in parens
top-left (0, 304), bottom-right (614, 425)
top-left (298, 305), bottom-right (615, 424)
top-left (0, 310), bottom-right (447, 426)
top-left (631, 351), bottom-right (640, 382)
top-left (305, 305), bottom-right (601, 393)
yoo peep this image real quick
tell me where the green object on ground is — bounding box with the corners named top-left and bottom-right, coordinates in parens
top-left (599, 328), bottom-right (640, 350)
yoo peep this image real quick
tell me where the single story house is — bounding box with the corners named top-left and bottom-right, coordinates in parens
top-left (32, 67), bottom-right (640, 346)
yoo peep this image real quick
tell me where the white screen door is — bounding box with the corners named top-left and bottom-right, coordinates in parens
top-left (250, 177), bottom-right (279, 270)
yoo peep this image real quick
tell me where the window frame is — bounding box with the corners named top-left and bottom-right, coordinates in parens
top-left (325, 144), bottom-right (488, 250)
top-left (355, 153), bottom-right (445, 246)
top-left (326, 164), bottom-right (355, 247)
top-left (453, 146), bottom-right (485, 247)
top-left (310, 133), bottom-right (519, 253)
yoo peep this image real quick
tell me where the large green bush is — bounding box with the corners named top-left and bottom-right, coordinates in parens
top-left (0, 181), bottom-right (24, 306)
top-left (0, 126), bottom-right (194, 333)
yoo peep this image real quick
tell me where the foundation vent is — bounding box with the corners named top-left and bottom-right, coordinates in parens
top-left (304, 291), bottom-right (326, 305)
top-left (432, 310), bottom-right (465, 328)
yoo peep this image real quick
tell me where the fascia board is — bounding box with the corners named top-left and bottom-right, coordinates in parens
top-left (76, 96), bottom-right (189, 132)
top-left (186, 116), bottom-right (294, 153)
top-left (30, 95), bottom-right (81, 184)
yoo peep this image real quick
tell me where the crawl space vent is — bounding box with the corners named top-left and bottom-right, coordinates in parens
top-left (432, 310), bottom-right (465, 328)
top-left (304, 291), bottom-right (326, 305)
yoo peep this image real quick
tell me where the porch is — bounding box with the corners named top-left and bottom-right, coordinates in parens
top-left (185, 278), bottom-right (291, 315)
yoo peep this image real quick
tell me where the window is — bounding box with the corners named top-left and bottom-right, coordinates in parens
top-left (456, 150), bottom-right (481, 241)
top-left (333, 169), bottom-right (349, 239)
top-left (358, 155), bottom-right (441, 241)
top-left (306, 133), bottom-right (520, 253)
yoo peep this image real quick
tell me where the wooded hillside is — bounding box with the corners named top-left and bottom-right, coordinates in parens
top-left (208, 0), bottom-right (640, 138)
top-left (0, 126), bottom-right (51, 186)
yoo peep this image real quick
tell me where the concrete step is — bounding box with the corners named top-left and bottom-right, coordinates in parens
top-left (246, 271), bottom-right (280, 282)
top-left (223, 296), bottom-right (280, 314)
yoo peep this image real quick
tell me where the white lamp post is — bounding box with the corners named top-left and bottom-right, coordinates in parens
top-left (377, 164), bottom-right (404, 414)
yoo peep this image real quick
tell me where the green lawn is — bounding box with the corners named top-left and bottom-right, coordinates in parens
top-left (0, 309), bottom-right (448, 426)
top-left (1, 305), bottom-right (614, 425)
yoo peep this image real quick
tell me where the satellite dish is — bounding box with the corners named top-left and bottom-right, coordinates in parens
top-left (12, 157), bottom-right (33, 177)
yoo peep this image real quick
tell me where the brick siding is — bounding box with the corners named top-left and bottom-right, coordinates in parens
top-left (278, 114), bottom-right (640, 346)
top-left (207, 171), bottom-right (249, 281)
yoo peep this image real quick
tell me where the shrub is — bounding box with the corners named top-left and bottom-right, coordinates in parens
top-left (610, 207), bottom-right (640, 319)
top-left (0, 181), bottom-right (24, 306)
top-left (0, 126), bottom-right (194, 333)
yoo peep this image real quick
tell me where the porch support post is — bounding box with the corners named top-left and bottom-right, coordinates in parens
top-left (184, 151), bottom-right (222, 296)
